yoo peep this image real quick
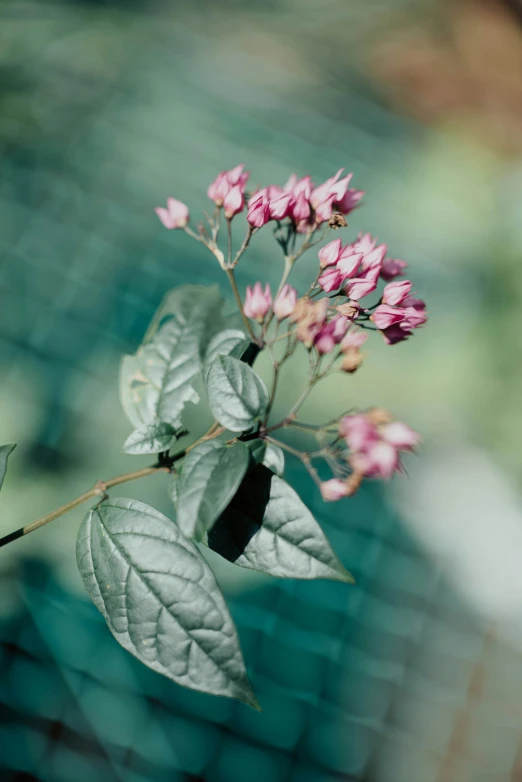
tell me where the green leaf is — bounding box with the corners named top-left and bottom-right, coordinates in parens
top-left (0, 444), bottom-right (15, 491)
top-left (204, 329), bottom-right (250, 376)
top-left (176, 441), bottom-right (249, 541)
top-left (263, 444), bottom-right (285, 476)
top-left (247, 439), bottom-right (267, 466)
top-left (120, 285), bottom-right (225, 428)
top-left (122, 422), bottom-right (178, 455)
top-left (208, 465), bottom-right (354, 583)
top-left (76, 498), bottom-right (259, 709)
top-left (206, 355), bottom-right (268, 433)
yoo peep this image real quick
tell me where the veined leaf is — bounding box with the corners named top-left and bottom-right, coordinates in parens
top-left (204, 329), bottom-right (250, 376)
top-left (263, 444), bottom-right (285, 476)
top-left (206, 355), bottom-right (268, 433)
top-left (120, 285), bottom-right (225, 428)
top-left (208, 465), bottom-right (354, 583)
top-left (122, 422), bottom-right (178, 455)
top-left (76, 498), bottom-right (259, 708)
top-left (176, 441), bottom-right (249, 540)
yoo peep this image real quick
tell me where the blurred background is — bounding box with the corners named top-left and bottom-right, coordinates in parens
top-left (1, 0), bottom-right (522, 779)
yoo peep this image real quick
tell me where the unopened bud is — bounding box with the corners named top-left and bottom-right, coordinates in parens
top-left (341, 350), bottom-right (364, 373)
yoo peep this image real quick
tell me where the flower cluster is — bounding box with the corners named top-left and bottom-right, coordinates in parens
top-left (247, 169), bottom-right (364, 232)
top-left (154, 161), bottom-right (427, 502)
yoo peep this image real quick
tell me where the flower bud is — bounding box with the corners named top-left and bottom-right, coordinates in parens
top-left (243, 282), bottom-right (272, 323)
top-left (341, 350), bottom-right (364, 373)
top-left (269, 192), bottom-right (295, 220)
top-left (318, 238), bottom-right (342, 268)
top-left (328, 213), bottom-right (348, 229)
top-left (155, 198), bottom-right (189, 229)
top-left (223, 185), bottom-right (245, 219)
top-left (273, 284), bottom-right (297, 320)
top-left (380, 257), bottom-right (408, 282)
top-left (320, 479), bottom-right (349, 502)
top-left (382, 280), bottom-right (412, 307)
top-left (370, 304), bottom-right (405, 330)
top-left (247, 195), bottom-right (271, 228)
top-left (292, 193), bottom-right (311, 222)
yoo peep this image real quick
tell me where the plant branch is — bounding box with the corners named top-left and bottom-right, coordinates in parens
top-left (224, 268), bottom-right (258, 343)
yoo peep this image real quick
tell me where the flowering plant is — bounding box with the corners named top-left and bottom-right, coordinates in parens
top-left (0, 163), bottom-right (426, 709)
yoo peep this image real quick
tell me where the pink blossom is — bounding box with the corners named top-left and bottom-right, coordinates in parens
top-left (401, 306), bottom-right (428, 329)
top-left (208, 164), bottom-right (249, 206)
top-left (360, 244), bottom-right (387, 272)
top-left (283, 173), bottom-right (298, 192)
top-left (291, 176), bottom-right (313, 200)
top-left (402, 296), bottom-right (425, 310)
top-left (343, 260), bottom-right (381, 300)
top-left (310, 169), bottom-right (344, 209)
top-left (331, 315), bottom-right (349, 342)
top-left (315, 196), bottom-right (335, 224)
top-left (337, 249), bottom-right (363, 279)
top-left (335, 188), bottom-right (364, 214)
top-left (381, 324), bottom-right (412, 345)
top-left (340, 328), bottom-right (368, 351)
top-left (247, 195), bottom-right (271, 228)
top-left (318, 266), bottom-right (343, 293)
top-left (351, 441), bottom-right (399, 479)
top-left (273, 284), bottom-right (297, 320)
top-left (155, 198), bottom-right (189, 229)
top-left (269, 192), bottom-right (295, 220)
top-left (292, 193), bottom-right (311, 223)
top-left (340, 414), bottom-right (379, 452)
top-left (319, 238), bottom-right (343, 268)
top-left (320, 479), bottom-right (349, 502)
top-left (314, 322), bottom-right (337, 355)
top-left (353, 233), bottom-right (377, 255)
top-left (381, 258), bottom-right (408, 281)
top-left (371, 304), bottom-right (407, 330)
top-left (223, 185), bottom-right (245, 219)
top-left (381, 422), bottom-right (420, 450)
top-left (382, 280), bottom-right (412, 306)
top-left (243, 282), bottom-right (272, 322)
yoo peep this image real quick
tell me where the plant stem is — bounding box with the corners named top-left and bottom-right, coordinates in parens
top-left (227, 218), bottom-right (232, 265)
top-left (225, 268), bottom-right (258, 343)
top-left (0, 463), bottom-right (173, 549)
top-left (264, 436), bottom-right (322, 488)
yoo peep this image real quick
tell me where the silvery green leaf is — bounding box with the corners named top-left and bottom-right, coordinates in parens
top-left (122, 422), bottom-right (178, 455)
top-left (204, 329), bottom-right (250, 376)
top-left (120, 285), bottom-right (225, 428)
top-left (263, 444), bottom-right (285, 476)
top-left (176, 441), bottom-right (249, 541)
top-left (0, 444), bottom-right (15, 491)
top-left (76, 498), bottom-right (259, 708)
top-left (206, 355), bottom-right (268, 433)
top-left (247, 439), bottom-right (267, 466)
top-left (208, 465), bottom-right (354, 583)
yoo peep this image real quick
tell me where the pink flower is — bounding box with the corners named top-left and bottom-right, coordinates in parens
top-left (318, 266), bottom-right (343, 293)
top-left (381, 258), bottom-right (408, 282)
top-left (401, 306), bottom-right (428, 329)
top-left (341, 411), bottom-right (420, 480)
top-left (381, 324), bottom-right (412, 345)
top-left (269, 192), bottom-right (295, 220)
top-left (360, 244), bottom-right (387, 272)
top-left (223, 185), bottom-right (245, 219)
top-left (341, 327), bottom-right (368, 351)
top-left (371, 304), bottom-right (406, 330)
top-left (319, 238), bottom-right (343, 268)
top-left (291, 176), bottom-right (313, 200)
top-left (331, 315), bottom-right (349, 342)
top-left (315, 196), bottom-right (335, 224)
top-left (351, 441), bottom-right (399, 480)
top-left (292, 193), bottom-right (311, 223)
top-left (311, 169), bottom-right (353, 209)
top-left (273, 284), bottom-right (297, 320)
top-left (402, 296), bottom-right (426, 310)
top-left (155, 198), bottom-right (189, 229)
top-left (337, 249), bottom-right (363, 279)
top-left (381, 421), bottom-right (420, 450)
top-left (382, 280), bottom-right (412, 306)
top-left (335, 188), bottom-right (364, 214)
top-left (320, 479), bottom-right (349, 502)
top-left (247, 195), bottom-right (271, 228)
top-left (208, 164), bottom-right (249, 206)
top-left (314, 322), bottom-right (337, 355)
top-left (343, 263), bottom-right (380, 300)
top-left (353, 233), bottom-right (377, 255)
top-left (243, 282), bottom-right (272, 322)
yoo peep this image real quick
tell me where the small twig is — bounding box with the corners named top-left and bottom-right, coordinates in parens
top-left (224, 268), bottom-right (259, 344)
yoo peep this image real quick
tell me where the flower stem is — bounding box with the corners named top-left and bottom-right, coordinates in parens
top-left (225, 268), bottom-right (258, 343)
